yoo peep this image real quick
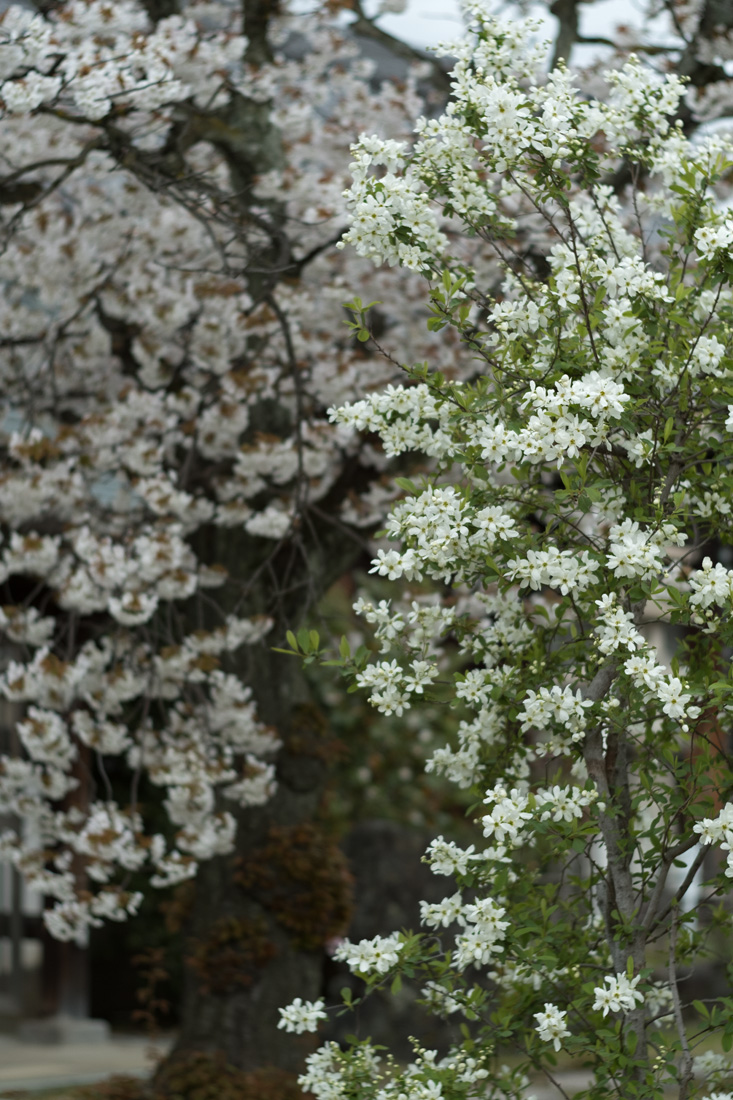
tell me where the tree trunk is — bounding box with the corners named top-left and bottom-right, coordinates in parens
top-left (165, 651), bottom-right (347, 1071)
top-left (158, 514), bottom-right (363, 1075)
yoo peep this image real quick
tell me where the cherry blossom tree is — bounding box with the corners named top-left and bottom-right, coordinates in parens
top-left (276, 5), bottom-right (733, 1098)
top-left (0, 0), bottom-right (463, 1072)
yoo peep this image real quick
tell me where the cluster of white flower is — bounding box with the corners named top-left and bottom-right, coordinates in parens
top-left (354, 659), bottom-right (411, 715)
top-left (298, 1043), bottom-right (348, 1100)
top-left (333, 933), bottom-right (404, 975)
top-left (490, 370), bottom-right (635, 466)
top-left (452, 896), bottom-right (510, 970)
top-left (419, 888), bottom-right (509, 970)
top-left (591, 253), bottom-right (670, 303)
top-left (17, 707), bottom-right (77, 771)
top-left (245, 506), bottom-right (292, 540)
top-left (298, 1042), bottom-right (383, 1100)
top-left (695, 219), bottom-right (733, 259)
top-left (420, 891), bottom-right (464, 929)
top-left (519, 686), bottom-right (593, 742)
top-left (469, 504), bottom-right (519, 549)
top-left (621, 429), bottom-right (656, 466)
top-left (606, 519), bottom-right (673, 580)
top-left (0, 609), bottom-right (280, 926)
top-left (481, 783), bottom-right (532, 845)
top-left (424, 836), bottom-right (487, 877)
top-left (595, 594), bottom-right (646, 655)
top-left (610, 624), bottom-right (702, 726)
top-left (592, 971), bottom-right (644, 1016)
top-left (378, 485), bottom-right (476, 582)
top-left (693, 803), bottom-right (733, 878)
top-left (299, 1036), bottom-right (495, 1100)
top-left (369, 547), bottom-right (422, 583)
top-left (277, 997), bottom-right (327, 1034)
top-left (330, 384), bottom-right (452, 454)
top-left (690, 334), bottom-right (727, 377)
top-left (354, 595), bottom-right (456, 655)
top-left (534, 1003), bottom-right (571, 1051)
top-left (602, 56), bottom-right (685, 148)
top-left (534, 784), bottom-right (598, 823)
top-left (71, 803), bottom-right (148, 879)
top-left (353, 596), bottom-right (405, 651)
top-left (521, 372), bottom-right (631, 421)
top-left (694, 1050), bottom-right (733, 1087)
top-left (0, 604), bottom-right (54, 646)
top-left (689, 556), bottom-right (733, 613)
top-left (506, 547), bottom-right (599, 595)
top-left (645, 980), bottom-right (674, 1020)
top-left (655, 676), bottom-right (701, 721)
top-left (0, 1), bottom-right (245, 120)
top-left (474, 407), bottom-right (609, 469)
top-left (426, 705), bottom-right (502, 788)
top-left (339, 142), bottom-right (448, 270)
top-left (43, 890), bottom-right (143, 943)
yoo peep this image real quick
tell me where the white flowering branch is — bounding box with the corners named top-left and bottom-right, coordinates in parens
top-left (283, 6), bottom-right (733, 1097)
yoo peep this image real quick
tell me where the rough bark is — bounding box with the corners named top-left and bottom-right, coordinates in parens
top-left (167, 655), bottom-right (330, 1070)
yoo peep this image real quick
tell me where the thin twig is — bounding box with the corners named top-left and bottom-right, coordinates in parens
top-left (669, 916), bottom-right (694, 1099)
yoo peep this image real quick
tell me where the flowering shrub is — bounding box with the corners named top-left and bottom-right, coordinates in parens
top-left (280, 6), bottom-right (733, 1097)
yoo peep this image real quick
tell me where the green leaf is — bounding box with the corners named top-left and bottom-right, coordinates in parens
top-left (391, 973), bottom-right (402, 994)
top-left (343, 297), bottom-right (380, 314)
top-left (354, 645), bottom-right (370, 667)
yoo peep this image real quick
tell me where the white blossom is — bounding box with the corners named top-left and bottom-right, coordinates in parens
top-left (334, 933), bottom-right (404, 975)
top-left (278, 997), bottom-right (327, 1034)
top-left (592, 972), bottom-right (644, 1017)
top-left (534, 1003), bottom-right (570, 1051)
